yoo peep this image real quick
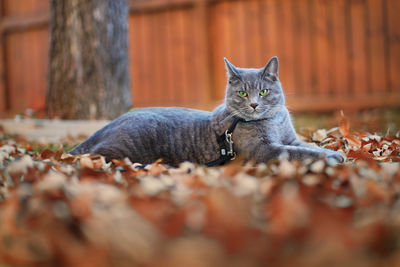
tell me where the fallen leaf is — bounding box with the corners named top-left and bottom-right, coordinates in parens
top-left (339, 110), bottom-right (350, 136)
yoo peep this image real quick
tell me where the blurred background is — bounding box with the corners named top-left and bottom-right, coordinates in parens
top-left (0, 0), bottom-right (399, 126)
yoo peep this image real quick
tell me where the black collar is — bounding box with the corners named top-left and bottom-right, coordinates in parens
top-left (205, 116), bottom-right (266, 167)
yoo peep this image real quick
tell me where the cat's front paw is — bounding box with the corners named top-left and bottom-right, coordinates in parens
top-left (326, 151), bottom-right (345, 164)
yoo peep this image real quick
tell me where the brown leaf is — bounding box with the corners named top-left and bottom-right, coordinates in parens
top-left (347, 150), bottom-right (381, 170)
top-left (345, 135), bottom-right (362, 149)
top-left (54, 145), bottom-right (64, 161)
top-left (80, 156), bottom-right (94, 169)
top-left (88, 155), bottom-right (105, 169)
top-left (41, 149), bottom-right (55, 160)
top-left (347, 149), bottom-right (374, 162)
top-left (149, 162), bottom-right (168, 176)
top-left (338, 110), bottom-right (350, 136)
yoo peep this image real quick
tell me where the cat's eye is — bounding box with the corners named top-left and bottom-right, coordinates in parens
top-left (239, 91), bottom-right (248, 97)
top-left (260, 89), bottom-right (269, 96)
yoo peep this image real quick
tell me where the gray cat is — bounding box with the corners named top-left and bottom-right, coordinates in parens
top-left (70, 57), bottom-right (344, 166)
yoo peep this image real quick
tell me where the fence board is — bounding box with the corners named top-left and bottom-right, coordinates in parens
top-left (331, 0), bottom-right (350, 98)
top-left (0, 37), bottom-right (5, 112)
top-left (243, 0), bottom-right (261, 67)
top-left (165, 10), bottom-right (176, 105)
top-left (366, 0), bottom-right (386, 94)
top-left (180, 8), bottom-right (191, 105)
top-left (387, 0), bottom-right (400, 93)
top-left (151, 12), bottom-right (163, 106)
top-left (350, 0), bottom-right (368, 97)
top-left (139, 12), bottom-right (151, 107)
top-left (129, 14), bottom-right (142, 107)
top-left (236, 1), bottom-right (247, 66)
top-left (259, 0), bottom-right (278, 60)
top-left (296, 0), bottom-right (313, 97)
top-left (6, 31), bottom-right (24, 111)
top-left (171, 9), bottom-right (186, 105)
top-left (280, 0), bottom-right (295, 96)
top-left (271, 0), bottom-right (284, 79)
top-left (0, 0), bottom-right (5, 112)
top-left (210, 1), bottom-right (231, 101)
top-left (130, 13), bottom-right (139, 106)
top-left (6, 28), bottom-right (48, 113)
top-left (193, 1), bottom-right (212, 105)
top-left (161, 10), bottom-right (174, 105)
top-left (228, 1), bottom-right (246, 65)
top-left (314, 0), bottom-right (331, 97)
top-left (29, 28), bottom-right (48, 111)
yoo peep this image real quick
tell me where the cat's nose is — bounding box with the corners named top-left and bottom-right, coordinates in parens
top-left (250, 103), bottom-right (259, 110)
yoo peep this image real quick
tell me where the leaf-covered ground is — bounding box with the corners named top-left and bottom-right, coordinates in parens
top-left (1, 115), bottom-right (400, 267)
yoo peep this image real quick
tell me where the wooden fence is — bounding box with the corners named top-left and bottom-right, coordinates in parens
top-left (0, 0), bottom-right (399, 117)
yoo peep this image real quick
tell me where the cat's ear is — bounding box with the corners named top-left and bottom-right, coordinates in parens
top-left (261, 56), bottom-right (279, 81)
top-left (224, 58), bottom-right (241, 82)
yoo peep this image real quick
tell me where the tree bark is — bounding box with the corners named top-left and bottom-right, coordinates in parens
top-left (47, 0), bottom-right (132, 120)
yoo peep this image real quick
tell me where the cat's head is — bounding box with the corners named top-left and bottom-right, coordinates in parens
top-left (224, 57), bottom-right (285, 121)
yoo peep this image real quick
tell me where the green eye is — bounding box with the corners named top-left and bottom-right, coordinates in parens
top-left (260, 89), bottom-right (269, 96)
top-left (239, 91), bottom-right (248, 97)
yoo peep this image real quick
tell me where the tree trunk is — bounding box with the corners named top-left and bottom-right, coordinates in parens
top-left (47, 0), bottom-right (132, 120)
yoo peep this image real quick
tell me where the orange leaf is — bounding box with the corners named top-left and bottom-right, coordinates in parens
top-left (54, 145), bottom-right (64, 161)
top-left (338, 110), bottom-right (350, 136)
top-left (347, 150), bottom-right (378, 168)
top-left (345, 135), bottom-right (362, 149)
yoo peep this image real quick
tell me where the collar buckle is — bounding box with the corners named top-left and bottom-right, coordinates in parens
top-left (225, 130), bottom-right (236, 160)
